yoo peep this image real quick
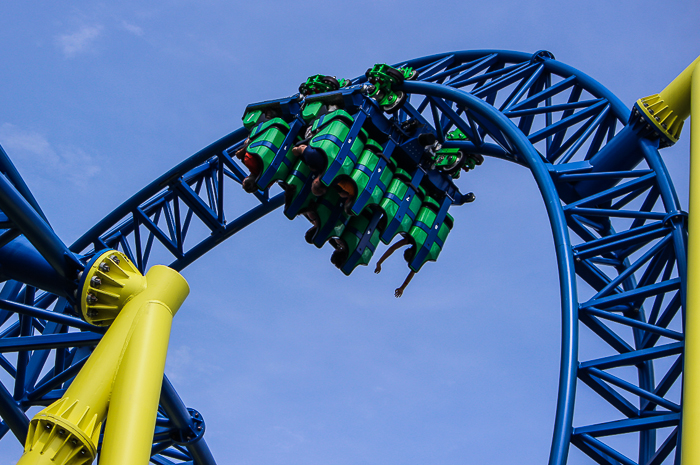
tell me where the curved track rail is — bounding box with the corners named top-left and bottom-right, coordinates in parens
top-left (0, 50), bottom-right (687, 465)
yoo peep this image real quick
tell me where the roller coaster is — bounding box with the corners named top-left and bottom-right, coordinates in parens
top-left (0, 49), bottom-right (698, 464)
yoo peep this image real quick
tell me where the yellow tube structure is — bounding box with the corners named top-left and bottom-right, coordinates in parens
top-left (682, 56), bottom-right (700, 465)
top-left (99, 266), bottom-right (188, 465)
top-left (16, 253), bottom-right (189, 465)
top-left (659, 55), bottom-right (700, 124)
top-left (636, 55), bottom-right (700, 146)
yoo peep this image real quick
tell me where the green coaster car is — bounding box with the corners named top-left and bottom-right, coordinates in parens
top-left (308, 110), bottom-right (368, 186)
top-left (347, 139), bottom-right (397, 216)
top-left (378, 168), bottom-right (425, 244)
top-left (406, 196), bottom-right (454, 272)
top-left (244, 117), bottom-right (299, 189)
top-left (330, 209), bottom-right (383, 276)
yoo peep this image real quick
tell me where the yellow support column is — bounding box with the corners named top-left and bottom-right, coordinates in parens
top-left (99, 265), bottom-right (188, 464)
top-left (15, 252), bottom-right (189, 465)
top-left (683, 56), bottom-right (700, 465)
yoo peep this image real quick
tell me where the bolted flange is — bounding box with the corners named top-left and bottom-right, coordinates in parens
top-left (77, 250), bottom-right (147, 327)
top-left (170, 408), bottom-right (206, 445)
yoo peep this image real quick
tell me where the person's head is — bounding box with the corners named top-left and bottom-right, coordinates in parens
top-left (311, 177), bottom-right (328, 196)
top-left (263, 108), bottom-right (279, 120)
top-left (403, 246), bottom-right (415, 263)
top-left (336, 178), bottom-right (357, 200)
top-left (292, 144), bottom-right (307, 157)
top-left (330, 239), bottom-right (348, 268)
top-left (242, 176), bottom-right (258, 193)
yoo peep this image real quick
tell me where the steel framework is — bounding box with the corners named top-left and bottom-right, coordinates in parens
top-left (0, 50), bottom-right (688, 464)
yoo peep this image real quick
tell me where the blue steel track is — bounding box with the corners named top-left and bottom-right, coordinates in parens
top-left (0, 50), bottom-right (688, 465)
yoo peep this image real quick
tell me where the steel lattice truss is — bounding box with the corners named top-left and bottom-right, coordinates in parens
top-left (0, 50), bottom-right (687, 465)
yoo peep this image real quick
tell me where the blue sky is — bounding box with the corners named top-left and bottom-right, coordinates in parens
top-left (0, 1), bottom-right (698, 464)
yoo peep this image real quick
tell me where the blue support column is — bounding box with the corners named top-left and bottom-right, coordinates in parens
top-left (160, 376), bottom-right (217, 465)
top-left (0, 381), bottom-right (28, 444)
top-left (0, 172), bottom-right (81, 283)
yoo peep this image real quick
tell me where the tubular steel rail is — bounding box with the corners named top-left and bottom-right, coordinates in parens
top-left (0, 50), bottom-right (688, 465)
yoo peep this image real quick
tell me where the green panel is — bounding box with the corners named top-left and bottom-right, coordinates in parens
top-left (242, 110), bottom-right (263, 129)
top-left (247, 118), bottom-right (292, 186)
top-left (379, 178), bottom-right (423, 244)
top-left (282, 160), bottom-right (313, 220)
top-left (336, 211), bottom-right (382, 275)
top-left (302, 101), bottom-right (325, 122)
top-left (311, 190), bottom-right (347, 247)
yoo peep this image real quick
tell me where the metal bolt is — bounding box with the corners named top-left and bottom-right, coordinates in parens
top-left (90, 276), bottom-right (102, 287)
top-left (109, 255), bottom-right (120, 265)
top-left (77, 271), bottom-right (83, 280)
top-left (655, 116), bottom-right (660, 122)
top-left (643, 102), bottom-right (648, 107)
top-left (99, 263), bottom-right (110, 273)
top-left (80, 450), bottom-right (86, 456)
top-left (44, 424), bottom-right (51, 430)
top-left (197, 426), bottom-right (203, 431)
top-left (86, 293), bottom-right (98, 305)
top-left (649, 108), bottom-right (654, 115)
top-left (71, 439), bottom-right (78, 446)
top-left (58, 429), bottom-right (65, 436)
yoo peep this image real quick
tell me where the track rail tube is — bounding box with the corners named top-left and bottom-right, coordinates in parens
top-left (160, 377), bottom-right (218, 465)
top-left (401, 81), bottom-right (579, 465)
top-left (0, 173), bottom-right (81, 281)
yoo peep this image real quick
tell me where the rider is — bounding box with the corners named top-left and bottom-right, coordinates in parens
top-left (292, 144), bottom-right (328, 196)
top-left (235, 139), bottom-right (263, 193)
top-left (374, 237), bottom-right (416, 298)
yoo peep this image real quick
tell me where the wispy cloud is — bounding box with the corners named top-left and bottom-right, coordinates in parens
top-left (121, 21), bottom-right (144, 37)
top-left (0, 123), bottom-right (101, 189)
top-left (166, 344), bottom-right (223, 385)
top-left (56, 25), bottom-right (103, 57)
